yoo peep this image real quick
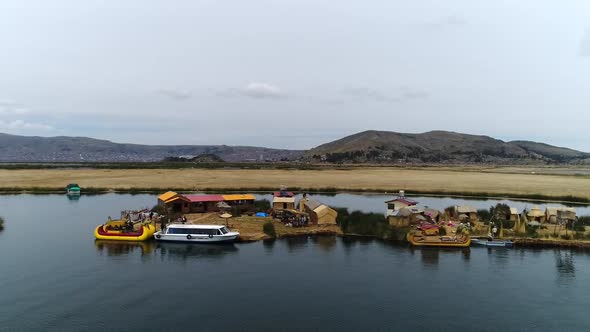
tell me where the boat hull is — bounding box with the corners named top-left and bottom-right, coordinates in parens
top-left (407, 232), bottom-right (471, 248)
top-left (154, 231), bottom-right (239, 244)
top-left (471, 238), bottom-right (513, 247)
top-left (94, 223), bottom-right (156, 241)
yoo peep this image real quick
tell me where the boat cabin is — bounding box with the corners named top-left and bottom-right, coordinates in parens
top-left (165, 224), bottom-right (231, 236)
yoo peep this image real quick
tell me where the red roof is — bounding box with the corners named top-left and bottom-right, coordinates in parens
top-left (384, 198), bottom-right (417, 205)
top-left (184, 195), bottom-right (225, 203)
top-left (273, 191), bottom-right (295, 197)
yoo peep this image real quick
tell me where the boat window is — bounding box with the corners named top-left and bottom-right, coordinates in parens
top-left (220, 227), bottom-right (229, 234)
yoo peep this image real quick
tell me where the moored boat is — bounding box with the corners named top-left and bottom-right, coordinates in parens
top-left (154, 224), bottom-right (239, 243)
top-left (94, 219), bottom-right (156, 241)
top-left (407, 224), bottom-right (471, 247)
top-left (66, 183), bottom-right (81, 196)
top-left (471, 238), bottom-right (513, 247)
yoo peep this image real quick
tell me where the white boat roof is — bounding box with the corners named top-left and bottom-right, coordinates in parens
top-left (167, 224), bottom-right (226, 229)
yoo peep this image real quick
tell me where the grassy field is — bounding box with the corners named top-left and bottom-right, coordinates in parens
top-left (1, 167), bottom-right (590, 201)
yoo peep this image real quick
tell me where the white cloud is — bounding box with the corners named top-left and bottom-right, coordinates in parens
top-left (0, 99), bottom-right (30, 115)
top-left (157, 89), bottom-right (192, 100)
top-left (580, 28), bottom-right (590, 56)
top-left (221, 82), bottom-right (286, 99)
top-left (0, 120), bottom-right (54, 131)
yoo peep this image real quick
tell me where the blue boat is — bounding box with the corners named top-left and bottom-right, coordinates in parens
top-left (471, 238), bottom-right (513, 247)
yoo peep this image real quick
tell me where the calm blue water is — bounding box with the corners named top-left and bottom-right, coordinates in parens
top-left (0, 194), bottom-right (589, 331)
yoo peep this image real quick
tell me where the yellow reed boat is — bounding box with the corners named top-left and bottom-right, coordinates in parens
top-left (94, 218), bottom-right (156, 241)
top-left (407, 224), bottom-right (471, 248)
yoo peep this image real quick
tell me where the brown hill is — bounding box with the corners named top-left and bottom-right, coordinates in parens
top-left (305, 130), bottom-right (590, 164)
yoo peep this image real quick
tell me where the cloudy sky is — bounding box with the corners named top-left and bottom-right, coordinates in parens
top-left (1, 0), bottom-right (590, 150)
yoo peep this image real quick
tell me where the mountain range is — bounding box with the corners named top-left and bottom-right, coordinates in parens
top-left (0, 130), bottom-right (588, 164)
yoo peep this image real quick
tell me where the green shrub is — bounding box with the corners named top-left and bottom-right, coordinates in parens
top-left (477, 209), bottom-right (491, 224)
top-left (254, 199), bottom-right (271, 212)
top-left (439, 227), bottom-right (447, 236)
top-left (577, 216), bottom-right (590, 226)
top-left (560, 234), bottom-right (572, 241)
top-left (336, 208), bottom-right (394, 239)
top-left (263, 221), bottom-right (277, 238)
top-left (526, 224), bottom-right (539, 237)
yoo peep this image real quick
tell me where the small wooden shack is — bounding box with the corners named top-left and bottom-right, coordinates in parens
top-left (300, 198), bottom-right (337, 225)
top-left (385, 197), bottom-right (418, 217)
top-left (272, 191), bottom-right (296, 211)
top-left (222, 194), bottom-right (256, 214)
top-left (388, 206), bottom-right (441, 227)
top-left (185, 195), bottom-right (225, 213)
top-left (546, 207), bottom-right (576, 224)
top-left (158, 191), bottom-right (190, 213)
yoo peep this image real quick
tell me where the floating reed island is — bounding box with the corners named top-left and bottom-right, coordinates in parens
top-left (145, 188), bottom-right (590, 248)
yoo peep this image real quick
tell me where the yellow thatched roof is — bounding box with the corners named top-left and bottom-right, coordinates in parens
top-left (222, 194), bottom-right (256, 201)
top-left (158, 191), bottom-right (178, 202)
top-left (165, 196), bottom-right (189, 203)
top-left (272, 197), bottom-right (295, 203)
top-left (527, 207), bottom-right (544, 217)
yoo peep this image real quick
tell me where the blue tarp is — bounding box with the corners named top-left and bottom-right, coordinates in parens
top-left (256, 212), bottom-right (268, 217)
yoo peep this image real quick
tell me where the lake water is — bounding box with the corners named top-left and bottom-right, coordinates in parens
top-left (1, 194), bottom-right (590, 331)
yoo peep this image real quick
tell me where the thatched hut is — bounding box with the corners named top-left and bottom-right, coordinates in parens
top-left (454, 206), bottom-right (478, 222)
top-left (544, 207), bottom-right (576, 224)
top-left (300, 197), bottom-right (337, 225)
top-left (526, 206), bottom-right (546, 223)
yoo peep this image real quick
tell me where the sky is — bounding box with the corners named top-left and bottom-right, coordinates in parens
top-left (1, 0), bottom-right (590, 151)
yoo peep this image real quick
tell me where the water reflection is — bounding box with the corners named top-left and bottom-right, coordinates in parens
top-left (311, 235), bottom-right (337, 253)
top-left (156, 242), bottom-right (238, 261)
top-left (461, 248), bottom-right (471, 261)
top-left (420, 249), bottom-right (440, 267)
top-left (284, 236), bottom-right (309, 252)
top-left (262, 239), bottom-right (276, 254)
top-left (66, 195), bottom-right (80, 202)
top-left (554, 250), bottom-right (575, 282)
top-left (95, 240), bottom-right (156, 256)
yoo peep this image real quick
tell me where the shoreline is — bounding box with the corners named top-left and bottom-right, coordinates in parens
top-left (183, 215), bottom-right (590, 250)
top-left (242, 231), bottom-right (590, 250)
top-left (1, 186), bottom-right (589, 205)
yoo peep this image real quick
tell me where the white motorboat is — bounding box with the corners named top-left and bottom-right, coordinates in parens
top-left (471, 238), bottom-right (513, 247)
top-left (154, 224), bottom-right (239, 243)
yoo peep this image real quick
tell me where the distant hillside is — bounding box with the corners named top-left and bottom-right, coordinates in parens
top-left (0, 133), bottom-right (303, 162)
top-left (306, 130), bottom-right (590, 164)
top-left (1, 131), bottom-right (587, 165)
top-left (162, 154), bottom-right (225, 163)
